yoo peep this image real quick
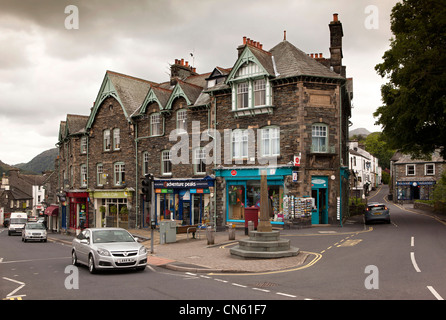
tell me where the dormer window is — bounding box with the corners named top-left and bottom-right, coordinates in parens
top-left (237, 83), bottom-right (249, 109)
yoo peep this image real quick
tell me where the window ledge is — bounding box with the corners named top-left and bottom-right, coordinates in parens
top-left (232, 105), bottom-right (274, 118)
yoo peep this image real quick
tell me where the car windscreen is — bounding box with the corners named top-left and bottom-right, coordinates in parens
top-left (10, 218), bottom-right (27, 224)
top-left (369, 205), bottom-right (386, 211)
top-left (26, 223), bottom-right (46, 230)
top-left (92, 230), bottom-right (135, 244)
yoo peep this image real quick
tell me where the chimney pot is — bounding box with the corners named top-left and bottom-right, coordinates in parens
top-left (181, 58), bottom-right (184, 65)
top-left (311, 53), bottom-right (314, 58)
top-left (259, 43), bottom-right (263, 50)
top-left (319, 53), bottom-right (323, 58)
top-left (185, 61), bottom-right (189, 67)
top-left (243, 36), bottom-right (247, 45)
top-left (333, 13), bottom-right (339, 22)
top-left (284, 30), bottom-right (287, 41)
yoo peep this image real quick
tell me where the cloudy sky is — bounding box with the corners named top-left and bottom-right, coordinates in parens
top-left (0, 0), bottom-right (399, 165)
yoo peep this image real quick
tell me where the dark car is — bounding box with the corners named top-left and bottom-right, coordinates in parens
top-left (365, 202), bottom-right (391, 224)
top-left (3, 218), bottom-right (10, 228)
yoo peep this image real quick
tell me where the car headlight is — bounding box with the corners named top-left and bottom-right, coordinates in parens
top-left (97, 248), bottom-right (110, 256)
top-left (139, 246), bottom-right (147, 255)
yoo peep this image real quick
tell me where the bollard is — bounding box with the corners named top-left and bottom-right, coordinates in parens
top-left (228, 224), bottom-right (236, 240)
top-left (206, 226), bottom-right (215, 245)
top-left (247, 220), bottom-right (254, 235)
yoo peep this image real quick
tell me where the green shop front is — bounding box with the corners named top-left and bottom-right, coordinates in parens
top-left (215, 166), bottom-right (295, 226)
top-left (90, 189), bottom-right (134, 229)
top-left (152, 177), bottom-right (214, 226)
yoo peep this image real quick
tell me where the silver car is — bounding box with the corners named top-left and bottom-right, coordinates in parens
top-left (22, 222), bottom-right (47, 242)
top-left (364, 202), bottom-right (391, 224)
top-left (71, 228), bottom-right (147, 273)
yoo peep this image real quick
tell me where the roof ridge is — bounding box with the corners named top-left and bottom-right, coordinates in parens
top-left (106, 70), bottom-right (159, 86)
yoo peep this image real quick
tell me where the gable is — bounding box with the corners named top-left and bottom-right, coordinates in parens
top-left (227, 46), bottom-right (274, 83)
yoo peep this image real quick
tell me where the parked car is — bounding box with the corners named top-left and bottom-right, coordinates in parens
top-left (71, 228), bottom-right (147, 274)
top-left (22, 222), bottom-right (47, 242)
top-left (8, 212), bottom-right (28, 236)
top-left (365, 202), bottom-right (391, 224)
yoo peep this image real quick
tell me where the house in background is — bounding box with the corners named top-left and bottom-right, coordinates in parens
top-left (390, 150), bottom-right (445, 202)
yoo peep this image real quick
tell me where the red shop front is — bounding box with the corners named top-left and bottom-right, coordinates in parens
top-left (66, 192), bottom-right (89, 231)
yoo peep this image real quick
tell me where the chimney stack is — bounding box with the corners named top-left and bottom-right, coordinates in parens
top-left (329, 13), bottom-right (344, 76)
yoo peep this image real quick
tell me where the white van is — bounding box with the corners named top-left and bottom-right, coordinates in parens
top-left (8, 212), bottom-right (28, 236)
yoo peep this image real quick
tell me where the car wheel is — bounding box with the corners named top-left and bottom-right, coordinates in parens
top-left (88, 254), bottom-right (96, 274)
top-left (72, 251), bottom-right (79, 266)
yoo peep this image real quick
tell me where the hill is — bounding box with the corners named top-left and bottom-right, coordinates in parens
top-left (349, 128), bottom-right (371, 138)
top-left (14, 148), bottom-right (59, 174)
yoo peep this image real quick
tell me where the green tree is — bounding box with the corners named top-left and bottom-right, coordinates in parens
top-left (364, 132), bottom-right (395, 170)
top-left (374, 0), bottom-right (446, 158)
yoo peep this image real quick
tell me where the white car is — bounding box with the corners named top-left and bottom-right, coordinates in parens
top-left (71, 228), bottom-right (147, 274)
top-left (22, 222), bottom-right (47, 242)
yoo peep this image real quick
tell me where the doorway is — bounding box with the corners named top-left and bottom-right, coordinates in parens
top-left (311, 176), bottom-right (328, 224)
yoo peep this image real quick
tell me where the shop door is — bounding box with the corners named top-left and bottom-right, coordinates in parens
top-left (311, 177), bottom-right (328, 224)
top-left (178, 190), bottom-right (191, 224)
top-left (192, 194), bottom-right (202, 225)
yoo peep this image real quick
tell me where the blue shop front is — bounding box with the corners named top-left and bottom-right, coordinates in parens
top-left (153, 177), bottom-right (214, 225)
top-left (215, 166), bottom-right (294, 226)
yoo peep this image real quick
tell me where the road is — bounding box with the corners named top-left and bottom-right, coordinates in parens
top-left (1, 185), bottom-right (445, 302)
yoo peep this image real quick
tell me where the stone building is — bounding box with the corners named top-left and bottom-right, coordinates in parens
top-left (56, 13), bottom-right (353, 233)
top-left (390, 150), bottom-right (445, 202)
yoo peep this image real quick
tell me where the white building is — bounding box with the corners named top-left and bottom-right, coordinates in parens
top-left (349, 141), bottom-right (382, 197)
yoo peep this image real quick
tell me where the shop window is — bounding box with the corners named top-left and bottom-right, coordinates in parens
top-left (312, 124), bottom-right (328, 153)
top-left (162, 150), bottom-right (172, 175)
top-left (103, 129), bottom-right (111, 151)
top-left (113, 128), bottom-right (120, 150)
top-left (261, 126), bottom-right (280, 157)
top-left (114, 162), bottom-right (125, 186)
top-left (150, 113), bottom-right (162, 136)
top-left (228, 185), bottom-right (245, 220)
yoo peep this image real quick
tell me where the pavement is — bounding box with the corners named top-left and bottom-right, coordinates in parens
top-left (47, 186), bottom-right (446, 274)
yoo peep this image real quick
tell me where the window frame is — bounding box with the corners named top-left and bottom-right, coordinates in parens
top-left (425, 163), bottom-right (435, 176)
top-left (260, 126), bottom-right (280, 157)
top-left (150, 112), bottom-right (162, 136)
top-left (96, 163), bottom-right (104, 186)
top-left (406, 164), bottom-right (416, 176)
top-left (237, 82), bottom-right (249, 109)
top-left (80, 164), bottom-right (87, 187)
top-left (80, 136), bottom-right (87, 154)
top-left (103, 129), bottom-right (111, 151)
top-left (176, 109), bottom-right (188, 133)
top-left (311, 124), bottom-right (328, 153)
top-left (143, 151), bottom-right (149, 175)
top-left (161, 150), bottom-right (172, 176)
top-left (113, 128), bottom-right (120, 150)
top-left (254, 79), bottom-right (266, 107)
top-left (193, 148), bottom-right (206, 175)
top-left (114, 162), bottom-right (125, 186)
top-left (232, 129), bottom-right (249, 159)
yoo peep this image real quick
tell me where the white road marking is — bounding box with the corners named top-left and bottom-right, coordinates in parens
top-left (411, 236), bottom-right (414, 247)
top-left (276, 292), bottom-right (297, 298)
top-left (231, 283), bottom-right (247, 288)
top-left (427, 286), bottom-right (444, 300)
top-left (410, 252), bottom-right (421, 272)
top-left (3, 277), bottom-right (26, 298)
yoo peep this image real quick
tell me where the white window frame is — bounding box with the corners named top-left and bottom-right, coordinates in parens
top-left (176, 109), bottom-right (187, 133)
top-left (406, 164), bottom-right (415, 176)
top-left (232, 130), bottom-right (249, 159)
top-left (80, 136), bottom-right (87, 154)
top-left (194, 148), bottom-right (206, 175)
top-left (162, 150), bottom-right (172, 175)
top-left (143, 152), bottom-right (149, 175)
top-left (80, 164), bottom-right (87, 187)
top-left (237, 83), bottom-right (249, 109)
top-left (96, 163), bottom-right (104, 186)
top-left (150, 113), bottom-right (162, 136)
top-left (114, 162), bottom-right (125, 186)
top-left (425, 163), bottom-right (435, 176)
top-left (312, 124), bottom-right (328, 153)
top-left (254, 79), bottom-right (266, 107)
top-left (103, 129), bottom-right (111, 151)
top-left (113, 128), bottom-right (120, 150)
top-left (261, 127), bottom-right (280, 157)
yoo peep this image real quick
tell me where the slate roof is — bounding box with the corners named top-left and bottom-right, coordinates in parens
top-left (392, 150), bottom-right (445, 164)
top-left (269, 40), bottom-right (343, 80)
top-left (107, 71), bottom-right (157, 117)
top-left (66, 114), bottom-right (88, 135)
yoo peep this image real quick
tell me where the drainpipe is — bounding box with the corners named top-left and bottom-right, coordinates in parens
top-left (206, 96), bottom-right (218, 230)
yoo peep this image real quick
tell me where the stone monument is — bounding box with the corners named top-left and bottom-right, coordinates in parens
top-left (230, 170), bottom-right (299, 259)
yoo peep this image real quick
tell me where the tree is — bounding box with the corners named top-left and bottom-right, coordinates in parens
top-left (374, 0), bottom-right (446, 159)
top-left (364, 132), bottom-right (395, 170)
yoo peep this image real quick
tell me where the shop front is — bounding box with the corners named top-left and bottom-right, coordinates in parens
top-left (215, 166), bottom-right (293, 226)
top-left (153, 177), bottom-right (214, 226)
top-left (396, 180), bottom-right (436, 201)
top-left (66, 192), bottom-right (89, 232)
top-left (90, 189), bottom-right (133, 229)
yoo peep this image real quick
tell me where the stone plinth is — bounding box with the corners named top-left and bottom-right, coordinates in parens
top-left (230, 231), bottom-right (299, 259)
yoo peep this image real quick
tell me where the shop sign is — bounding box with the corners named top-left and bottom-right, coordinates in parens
top-left (154, 180), bottom-right (211, 189)
top-left (92, 191), bottom-right (127, 199)
top-left (293, 155), bottom-right (301, 167)
top-left (231, 170), bottom-right (237, 176)
top-left (292, 171), bottom-right (298, 182)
